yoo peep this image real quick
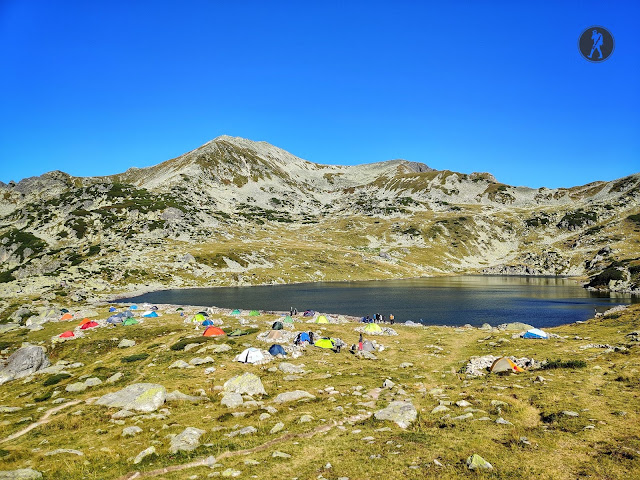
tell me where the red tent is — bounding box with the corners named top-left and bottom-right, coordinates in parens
top-left (203, 326), bottom-right (225, 337)
top-left (59, 331), bottom-right (74, 338)
top-left (80, 321), bottom-right (99, 330)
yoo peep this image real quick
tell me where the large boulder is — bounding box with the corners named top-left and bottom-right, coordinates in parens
top-left (0, 469), bottom-right (43, 479)
top-left (96, 383), bottom-right (166, 412)
top-left (223, 373), bottom-right (266, 396)
top-left (374, 401), bottom-right (417, 428)
top-left (0, 346), bottom-right (50, 385)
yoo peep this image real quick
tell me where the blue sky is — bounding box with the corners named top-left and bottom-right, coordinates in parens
top-left (1, 0), bottom-right (638, 188)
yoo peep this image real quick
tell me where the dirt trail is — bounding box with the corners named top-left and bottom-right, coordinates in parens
top-left (0, 399), bottom-right (82, 444)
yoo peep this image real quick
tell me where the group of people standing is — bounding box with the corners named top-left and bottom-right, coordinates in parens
top-left (362, 313), bottom-right (395, 324)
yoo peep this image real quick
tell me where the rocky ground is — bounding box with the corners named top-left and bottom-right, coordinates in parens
top-left (0, 301), bottom-right (639, 479)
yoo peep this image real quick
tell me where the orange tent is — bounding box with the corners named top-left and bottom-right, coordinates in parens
top-left (60, 313), bottom-right (73, 321)
top-left (490, 357), bottom-right (524, 374)
top-left (80, 321), bottom-right (99, 330)
top-left (59, 331), bottom-right (74, 338)
top-left (203, 326), bottom-right (225, 337)
top-left (78, 318), bottom-right (90, 326)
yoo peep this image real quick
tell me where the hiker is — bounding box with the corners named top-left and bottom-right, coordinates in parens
top-left (290, 306), bottom-right (293, 316)
top-left (309, 331), bottom-right (315, 345)
top-left (588, 29), bottom-right (604, 59)
top-left (358, 333), bottom-right (363, 351)
top-left (293, 308), bottom-right (298, 316)
top-left (389, 313), bottom-right (394, 325)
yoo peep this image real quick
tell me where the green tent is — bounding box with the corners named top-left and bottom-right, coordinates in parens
top-left (249, 310), bottom-right (260, 316)
top-left (193, 313), bottom-right (206, 323)
top-left (315, 338), bottom-right (335, 349)
top-left (230, 309), bottom-right (241, 315)
top-left (315, 315), bottom-right (329, 324)
top-left (123, 318), bottom-right (139, 326)
top-left (283, 315), bottom-right (294, 323)
top-left (364, 323), bottom-right (382, 333)
top-left (228, 329), bottom-right (248, 337)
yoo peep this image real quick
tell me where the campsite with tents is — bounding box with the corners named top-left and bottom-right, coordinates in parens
top-left (0, 301), bottom-right (639, 479)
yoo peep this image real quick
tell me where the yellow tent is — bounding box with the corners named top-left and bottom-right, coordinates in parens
top-left (315, 315), bottom-right (329, 324)
top-left (490, 357), bottom-right (524, 374)
top-left (364, 323), bottom-right (382, 333)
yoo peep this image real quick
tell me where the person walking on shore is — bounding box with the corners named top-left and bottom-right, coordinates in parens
top-left (389, 313), bottom-right (394, 325)
top-left (358, 333), bottom-right (363, 351)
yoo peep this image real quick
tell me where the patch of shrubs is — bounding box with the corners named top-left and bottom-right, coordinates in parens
top-left (121, 353), bottom-right (150, 363)
top-left (588, 266), bottom-right (625, 287)
top-left (541, 359), bottom-right (587, 370)
top-left (43, 373), bottom-right (72, 386)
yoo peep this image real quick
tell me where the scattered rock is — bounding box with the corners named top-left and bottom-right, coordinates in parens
top-left (189, 356), bottom-right (215, 365)
top-left (272, 451), bottom-right (291, 458)
top-left (299, 414), bottom-right (313, 423)
top-left (96, 383), bottom-right (167, 412)
top-left (118, 339), bottom-right (135, 348)
top-left (270, 422), bottom-right (285, 434)
top-left (495, 417), bottom-right (513, 425)
top-left (221, 393), bottom-right (243, 408)
top-left (273, 390), bottom-right (315, 404)
top-left (106, 372), bottom-right (123, 383)
top-left (170, 427), bottom-right (206, 453)
top-left (223, 373), bottom-right (267, 396)
top-left (133, 446), bottom-right (156, 464)
top-left (169, 360), bottom-right (193, 369)
top-left (382, 379), bottom-right (395, 389)
top-left (166, 390), bottom-right (207, 403)
top-left (562, 411), bottom-right (579, 417)
top-left (467, 454), bottom-right (493, 470)
top-left (44, 449), bottom-right (84, 456)
top-left (278, 362), bottom-right (305, 374)
top-left (0, 469), bottom-right (43, 479)
top-left (65, 382), bottom-right (87, 393)
top-left (122, 426), bottom-right (143, 437)
top-left (84, 377), bottom-right (102, 387)
top-left (431, 405), bottom-right (450, 414)
top-left (221, 469), bottom-right (242, 477)
top-left (374, 401), bottom-right (417, 428)
top-left (399, 362), bottom-right (413, 368)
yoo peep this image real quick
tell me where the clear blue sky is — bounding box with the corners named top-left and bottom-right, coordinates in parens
top-left (1, 0), bottom-right (638, 188)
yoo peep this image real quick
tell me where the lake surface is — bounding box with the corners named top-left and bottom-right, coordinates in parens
top-left (118, 276), bottom-right (638, 328)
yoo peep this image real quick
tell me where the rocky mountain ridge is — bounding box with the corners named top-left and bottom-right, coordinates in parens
top-left (1, 135), bottom-right (639, 312)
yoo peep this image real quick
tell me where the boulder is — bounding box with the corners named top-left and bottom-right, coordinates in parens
top-left (273, 390), bottom-right (315, 404)
top-left (374, 401), bottom-right (417, 428)
top-left (221, 393), bottom-right (244, 408)
top-left (278, 362), bottom-right (305, 374)
top-left (133, 446), bottom-right (156, 464)
top-left (223, 373), bottom-right (266, 396)
top-left (169, 427), bottom-right (206, 453)
top-left (166, 390), bottom-right (207, 403)
top-left (0, 346), bottom-right (50, 385)
top-left (118, 339), bottom-right (136, 348)
top-left (0, 469), bottom-right (43, 479)
top-left (467, 454), bottom-right (493, 470)
top-left (96, 383), bottom-right (166, 412)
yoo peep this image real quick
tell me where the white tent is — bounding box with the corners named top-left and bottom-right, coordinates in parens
top-left (234, 347), bottom-right (265, 364)
top-left (522, 328), bottom-right (549, 339)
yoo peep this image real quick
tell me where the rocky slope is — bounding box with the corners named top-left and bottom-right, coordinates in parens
top-left (1, 135), bottom-right (639, 313)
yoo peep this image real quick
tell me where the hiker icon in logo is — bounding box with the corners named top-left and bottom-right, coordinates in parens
top-left (578, 26), bottom-right (614, 62)
top-left (588, 29), bottom-right (604, 59)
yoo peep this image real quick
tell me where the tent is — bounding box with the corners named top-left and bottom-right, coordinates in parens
top-left (78, 318), bottom-right (91, 326)
top-left (362, 339), bottom-right (375, 352)
top-left (60, 313), bottom-right (73, 321)
top-left (272, 321), bottom-right (284, 330)
top-left (150, 306), bottom-right (158, 311)
top-left (315, 315), bottom-right (329, 324)
top-left (123, 318), bottom-right (139, 326)
top-left (364, 323), bottom-right (383, 334)
top-left (123, 310), bottom-right (134, 318)
top-left (283, 315), bottom-right (294, 324)
top-left (203, 326), bottom-right (226, 337)
top-left (315, 338), bottom-right (335, 349)
top-left (235, 347), bottom-right (264, 364)
top-left (522, 328), bottom-right (549, 339)
top-left (268, 344), bottom-right (287, 356)
top-left (60, 308), bottom-right (69, 313)
top-left (109, 306), bottom-right (117, 312)
top-left (249, 310), bottom-right (260, 316)
top-left (303, 310), bottom-right (315, 317)
top-left (176, 307), bottom-right (184, 311)
top-left (143, 311), bottom-right (159, 318)
top-left (228, 329), bottom-right (249, 337)
top-left (490, 357), bottom-right (524, 374)
top-left (202, 319), bottom-right (214, 326)
top-left (59, 331), bottom-right (74, 338)
top-left (266, 330), bottom-right (284, 341)
top-left (193, 314), bottom-right (206, 323)
top-left (230, 309), bottom-right (241, 315)
top-left (80, 321), bottom-right (99, 330)
top-left (295, 332), bottom-right (311, 344)
top-left (130, 305), bottom-right (138, 310)
top-left (107, 315), bottom-right (123, 324)
top-left (197, 311), bottom-right (209, 317)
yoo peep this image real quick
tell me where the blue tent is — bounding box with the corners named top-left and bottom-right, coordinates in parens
top-left (298, 332), bottom-right (310, 343)
top-left (522, 328), bottom-right (549, 339)
top-left (109, 306), bottom-right (117, 312)
top-left (123, 310), bottom-right (134, 318)
top-left (107, 315), bottom-right (123, 324)
top-left (268, 344), bottom-right (287, 356)
top-left (143, 311), bottom-right (159, 318)
top-left (202, 319), bottom-right (214, 326)
top-left (130, 305), bottom-right (138, 310)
